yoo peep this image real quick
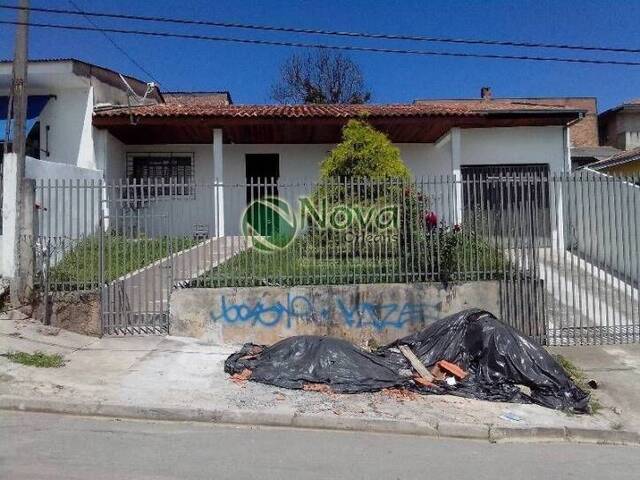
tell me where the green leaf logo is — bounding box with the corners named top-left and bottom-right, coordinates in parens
top-left (241, 196), bottom-right (298, 253)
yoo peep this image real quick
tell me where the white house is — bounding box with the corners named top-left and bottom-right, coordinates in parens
top-left (92, 96), bottom-right (581, 236)
top-left (1, 59), bottom-right (586, 276)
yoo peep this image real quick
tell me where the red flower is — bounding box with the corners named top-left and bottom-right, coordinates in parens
top-left (425, 211), bottom-right (438, 228)
top-left (453, 224), bottom-right (462, 232)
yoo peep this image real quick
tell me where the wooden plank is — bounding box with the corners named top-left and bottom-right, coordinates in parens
top-left (398, 345), bottom-right (434, 382)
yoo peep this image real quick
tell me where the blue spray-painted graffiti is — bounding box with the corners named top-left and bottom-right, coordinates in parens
top-left (210, 294), bottom-right (429, 331)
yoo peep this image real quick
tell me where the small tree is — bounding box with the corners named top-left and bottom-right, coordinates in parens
top-left (320, 120), bottom-right (410, 179)
top-left (271, 50), bottom-right (371, 104)
top-left (304, 121), bottom-right (425, 265)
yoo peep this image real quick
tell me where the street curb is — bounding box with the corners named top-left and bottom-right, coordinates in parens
top-left (1, 395), bottom-right (638, 446)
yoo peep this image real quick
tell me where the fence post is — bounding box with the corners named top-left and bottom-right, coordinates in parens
top-left (98, 184), bottom-right (105, 336)
top-left (13, 177), bottom-right (36, 303)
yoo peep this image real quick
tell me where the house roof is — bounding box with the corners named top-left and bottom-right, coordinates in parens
top-left (93, 100), bottom-right (582, 144)
top-left (571, 146), bottom-right (621, 161)
top-left (163, 91), bottom-right (232, 106)
top-left (93, 100), bottom-right (580, 119)
top-left (599, 99), bottom-right (640, 119)
top-left (0, 58), bottom-right (163, 102)
top-left (589, 146), bottom-right (640, 171)
top-left (417, 97), bottom-right (598, 147)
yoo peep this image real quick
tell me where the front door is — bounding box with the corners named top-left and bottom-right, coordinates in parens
top-left (245, 154), bottom-right (280, 203)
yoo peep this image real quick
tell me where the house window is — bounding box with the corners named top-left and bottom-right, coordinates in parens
top-left (126, 153), bottom-right (194, 196)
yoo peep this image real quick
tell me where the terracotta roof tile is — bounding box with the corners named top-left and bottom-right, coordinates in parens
top-left (94, 101), bottom-right (576, 119)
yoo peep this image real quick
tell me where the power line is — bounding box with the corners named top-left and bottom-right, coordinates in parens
top-left (1, 3), bottom-right (639, 55)
top-left (1, 20), bottom-right (639, 67)
top-left (67, 0), bottom-right (161, 85)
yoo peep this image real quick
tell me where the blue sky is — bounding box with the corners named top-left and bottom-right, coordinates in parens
top-left (1, 0), bottom-right (639, 110)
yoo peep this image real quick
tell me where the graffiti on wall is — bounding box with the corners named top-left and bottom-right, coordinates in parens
top-left (210, 294), bottom-right (432, 331)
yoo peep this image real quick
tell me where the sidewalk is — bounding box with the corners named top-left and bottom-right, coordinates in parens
top-left (1, 315), bottom-right (639, 444)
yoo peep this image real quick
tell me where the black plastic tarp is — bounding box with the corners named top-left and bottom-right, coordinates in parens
top-left (225, 309), bottom-right (590, 412)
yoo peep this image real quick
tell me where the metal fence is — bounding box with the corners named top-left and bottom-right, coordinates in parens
top-left (33, 173), bottom-right (639, 343)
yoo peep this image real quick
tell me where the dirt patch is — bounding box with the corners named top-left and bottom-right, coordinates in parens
top-left (33, 291), bottom-right (101, 336)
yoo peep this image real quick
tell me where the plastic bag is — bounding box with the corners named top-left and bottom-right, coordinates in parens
top-left (225, 309), bottom-right (589, 412)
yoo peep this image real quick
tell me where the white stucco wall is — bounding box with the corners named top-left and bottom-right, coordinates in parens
top-left (30, 75), bottom-right (133, 170)
top-left (460, 126), bottom-right (569, 172)
top-left (112, 126), bottom-right (569, 236)
top-left (0, 154), bottom-right (19, 277)
top-left (1, 155), bottom-right (103, 277)
top-left (38, 87), bottom-right (95, 168)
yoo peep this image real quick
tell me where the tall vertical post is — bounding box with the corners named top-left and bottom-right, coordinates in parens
top-left (10, 0), bottom-right (31, 305)
top-left (212, 128), bottom-right (225, 237)
top-left (450, 127), bottom-right (463, 224)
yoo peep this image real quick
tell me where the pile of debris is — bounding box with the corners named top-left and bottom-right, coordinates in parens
top-left (225, 309), bottom-right (590, 412)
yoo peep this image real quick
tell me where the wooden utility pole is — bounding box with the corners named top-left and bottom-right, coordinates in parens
top-left (9, 0), bottom-right (30, 305)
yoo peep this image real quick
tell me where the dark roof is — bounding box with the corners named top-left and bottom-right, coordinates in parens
top-left (571, 146), bottom-right (621, 161)
top-left (589, 146), bottom-right (640, 170)
top-left (0, 58), bottom-right (163, 102)
top-left (163, 92), bottom-right (232, 105)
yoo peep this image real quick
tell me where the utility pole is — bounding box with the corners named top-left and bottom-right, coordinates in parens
top-left (9, 0), bottom-right (30, 305)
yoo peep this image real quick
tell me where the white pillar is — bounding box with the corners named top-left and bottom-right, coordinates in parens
top-left (552, 126), bottom-right (571, 247)
top-left (450, 128), bottom-right (463, 224)
top-left (1, 153), bottom-right (18, 277)
top-left (212, 128), bottom-right (225, 237)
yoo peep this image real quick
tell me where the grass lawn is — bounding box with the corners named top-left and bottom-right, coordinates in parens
top-left (195, 233), bottom-right (506, 287)
top-left (48, 235), bottom-right (198, 290)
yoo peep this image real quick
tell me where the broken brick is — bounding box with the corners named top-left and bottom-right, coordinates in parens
top-left (230, 368), bottom-right (252, 385)
top-left (414, 376), bottom-right (434, 388)
top-left (303, 383), bottom-right (334, 394)
top-left (436, 360), bottom-right (468, 380)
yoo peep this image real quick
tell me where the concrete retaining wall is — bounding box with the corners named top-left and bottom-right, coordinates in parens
top-left (170, 281), bottom-right (500, 345)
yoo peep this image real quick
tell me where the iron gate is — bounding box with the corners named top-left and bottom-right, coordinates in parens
top-left (99, 205), bottom-right (173, 335)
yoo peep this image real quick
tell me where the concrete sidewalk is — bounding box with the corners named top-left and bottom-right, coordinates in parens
top-left (1, 315), bottom-right (639, 445)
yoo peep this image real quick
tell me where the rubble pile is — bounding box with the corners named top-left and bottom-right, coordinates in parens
top-left (225, 309), bottom-right (590, 412)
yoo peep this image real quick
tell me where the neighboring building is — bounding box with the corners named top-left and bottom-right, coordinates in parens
top-left (570, 145), bottom-right (621, 169)
top-left (588, 146), bottom-right (640, 177)
top-left (599, 99), bottom-right (640, 151)
top-left (417, 90), bottom-right (609, 169)
top-left (0, 58), bottom-right (162, 171)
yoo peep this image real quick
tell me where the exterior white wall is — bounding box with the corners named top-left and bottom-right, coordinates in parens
top-left (94, 130), bottom-right (126, 180)
top-left (117, 126), bottom-right (567, 236)
top-left (1, 155), bottom-right (103, 277)
top-left (38, 87), bottom-right (95, 168)
top-left (24, 75), bottom-right (132, 170)
top-left (567, 169), bottom-right (639, 283)
top-left (460, 126), bottom-right (569, 172)
top-left (26, 157), bottom-right (104, 245)
top-left (1, 154), bottom-right (19, 277)
top-left (119, 143), bottom-right (453, 235)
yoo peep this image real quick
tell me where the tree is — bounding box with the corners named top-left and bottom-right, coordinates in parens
top-left (320, 120), bottom-right (410, 179)
top-left (271, 50), bottom-right (371, 104)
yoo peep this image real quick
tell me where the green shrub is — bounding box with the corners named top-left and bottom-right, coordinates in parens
top-left (320, 120), bottom-right (410, 179)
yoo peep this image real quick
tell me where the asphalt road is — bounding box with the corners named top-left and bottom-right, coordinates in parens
top-left (1, 411), bottom-right (638, 480)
